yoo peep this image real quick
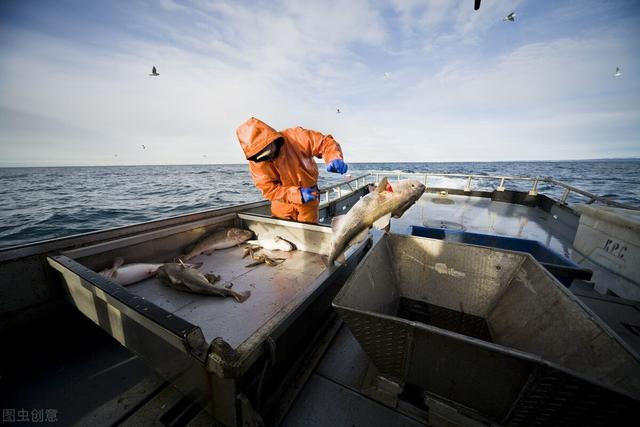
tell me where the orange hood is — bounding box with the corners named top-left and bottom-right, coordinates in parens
top-left (236, 117), bottom-right (283, 160)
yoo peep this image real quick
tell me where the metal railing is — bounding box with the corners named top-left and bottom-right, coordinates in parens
top-left (318, 172), bottom-right (638, 210)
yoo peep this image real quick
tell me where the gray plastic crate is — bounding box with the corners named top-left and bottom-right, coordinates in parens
top-left (333, 234), bottom-right (640, 424)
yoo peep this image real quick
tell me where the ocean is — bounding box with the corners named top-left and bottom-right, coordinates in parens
top-left (1, 160), bottom-right (638, 249)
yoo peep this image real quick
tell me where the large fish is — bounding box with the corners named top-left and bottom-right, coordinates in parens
top-left (99, 257), bottom-right (164, 286)
top-left (327, 177), bottom-right (426, 265)
top-left (157, 262), bottom-right (251, 303)
top-left (182, 228), bottom-right (254, 260)
top-left (98, 257), bottom-right (202, 286)
top-left (246, 236), bottom-right (295, 251)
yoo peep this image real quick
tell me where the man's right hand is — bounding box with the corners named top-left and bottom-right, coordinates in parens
top-left (300, 187), bottom-right (318, 204)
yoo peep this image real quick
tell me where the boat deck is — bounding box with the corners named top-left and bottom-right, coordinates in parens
top-left (2, 191), bottom-right (638, 425)
top-left (390, 193), bottom-right (576, 259)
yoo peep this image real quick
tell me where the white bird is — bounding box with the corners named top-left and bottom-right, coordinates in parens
top-left (503, 12), bottom-right (516, 22)
top-left (614, 66), bottom-right (622, 77)
top-left (149, 66), bottom-right (159, 76)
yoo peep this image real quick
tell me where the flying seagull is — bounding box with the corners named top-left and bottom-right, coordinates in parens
top-left (142, 144), bottom-right (146, 150)
top-left (503, 12), bottom-right (516, 22)
top-left (614, 66), bottom-right (622, 77)
top-left (336, 108), bottom-right (341, 114)
top-left (149, 66), bottom-right (159, 76)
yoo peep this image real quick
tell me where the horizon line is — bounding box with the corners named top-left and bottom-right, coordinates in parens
top-left (1, 157), bottom-right (639, 168)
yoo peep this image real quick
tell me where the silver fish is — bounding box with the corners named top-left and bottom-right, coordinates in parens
top-left (245, 236), bottom-right (295, 251)
top-left (157, 263), bottom-right (250, 303)
top-left (99, 257), bottom-right (163, 286)
top-left (182, 228), bottom-right (254, 260)
top-left (98, 257), bottom-right (202, 286)
top-left (327, 177), bottom-right (425, 265)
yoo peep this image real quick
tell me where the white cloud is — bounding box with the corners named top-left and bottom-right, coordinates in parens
top-left (0, 0), bottom-right (638, 166)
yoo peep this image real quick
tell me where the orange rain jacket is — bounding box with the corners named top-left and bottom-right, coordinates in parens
top-left (236, 117), bottom-right (344, 223)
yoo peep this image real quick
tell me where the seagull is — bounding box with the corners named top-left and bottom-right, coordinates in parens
top-left (149, 66), bottom-right (159, 76)
top-left (614, 66), bottom-right (622, 77)
top-left (503, 12), bottom-right (516, 22)
top-left (336, 108), bottom-right (341, 114)
top-left (142, 144), bottom-right (146, 150)
top-left (384, 71), bottom-right (391, 79)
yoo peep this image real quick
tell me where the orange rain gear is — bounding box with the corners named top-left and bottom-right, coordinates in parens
top-left (236, 117), bottom-right (344, 223)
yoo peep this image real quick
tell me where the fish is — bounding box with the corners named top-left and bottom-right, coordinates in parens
top-left (182, 228), bottom-right (254, 260)
top-left (245, 254), bottom-right (286, 268)
top-left (98, 257), bottom-right (202, 286)
top-left (245, 236), bottom-right (295, 251)
top-left (156, 262), bottom-right (250, 303)
top-left (326, 177), bottom-right (426, 265)
top-left (98, 257), bottom-right (163, 286)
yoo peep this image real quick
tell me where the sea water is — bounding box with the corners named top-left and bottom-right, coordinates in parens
top-left (1, 160), bottom-right (638, 249)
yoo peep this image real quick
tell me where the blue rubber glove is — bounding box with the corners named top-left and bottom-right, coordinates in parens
top-left (326, 159), bottom-right (348, 174)
top-left (300, 187), bottom-right (318, 204)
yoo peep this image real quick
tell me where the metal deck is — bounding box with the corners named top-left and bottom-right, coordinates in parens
top-left (390, 193), bottom-right (575, 259)
top-left (127, 245), bottom-right (327, 347)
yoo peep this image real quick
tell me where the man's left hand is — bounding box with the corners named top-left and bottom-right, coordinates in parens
top-left (327, 159), bottom-right (348, 174)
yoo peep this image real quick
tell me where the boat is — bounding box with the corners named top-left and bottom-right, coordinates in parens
top-left (1, 171), bottom-right (639, 426)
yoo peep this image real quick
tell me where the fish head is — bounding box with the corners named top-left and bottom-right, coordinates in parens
top-left (388, 179), bottom-right (425, 217)
top-left (227, 228), bottom-right (254, 243)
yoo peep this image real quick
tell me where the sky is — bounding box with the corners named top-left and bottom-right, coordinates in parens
top-left (0, 0), bottom-right (638, 166)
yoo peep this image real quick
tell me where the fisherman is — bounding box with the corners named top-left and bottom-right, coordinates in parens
top-left (236, 117), bottom-right (348, 223)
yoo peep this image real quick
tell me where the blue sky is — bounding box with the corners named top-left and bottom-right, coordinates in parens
top-left (0, 0), bottom-right (638, 166)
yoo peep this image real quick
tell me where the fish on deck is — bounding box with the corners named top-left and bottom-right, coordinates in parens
top-left (98, 257), bottom-right (201, 286)
top-left (157, 262), bottom-right (250, 303)
top-left (182, 228), bottom-right (254, 260)
top-left (245, 236), bottom-right (295, 252)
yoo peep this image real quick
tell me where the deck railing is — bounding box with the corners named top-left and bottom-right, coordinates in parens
top-left (318, 172), bottom-right (638, 210)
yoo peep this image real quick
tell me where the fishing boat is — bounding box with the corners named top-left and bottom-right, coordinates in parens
top-left (1, 172), bottom-right (639, 426)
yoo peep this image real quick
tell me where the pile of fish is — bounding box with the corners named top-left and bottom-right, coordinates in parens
top-left (326, 177), bottom-right (426, 265)
top-left (97, 227), bottom-right (257, 303)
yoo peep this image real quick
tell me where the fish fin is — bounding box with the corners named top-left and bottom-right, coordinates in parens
top-left (331, 215), bottom-right (348, 232)
top-left (113, 257), bottom-right (125, 268)
top-left (321, 254), bottom-right (345, 268)
top-left (373, 213), bottom-right (392, 230)
top-left (205, 273), bottom-right (220, 283)
top-left (233, 290), bottom-right (251, 303)
top-left (376, 177), bottom-right (389, 193)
